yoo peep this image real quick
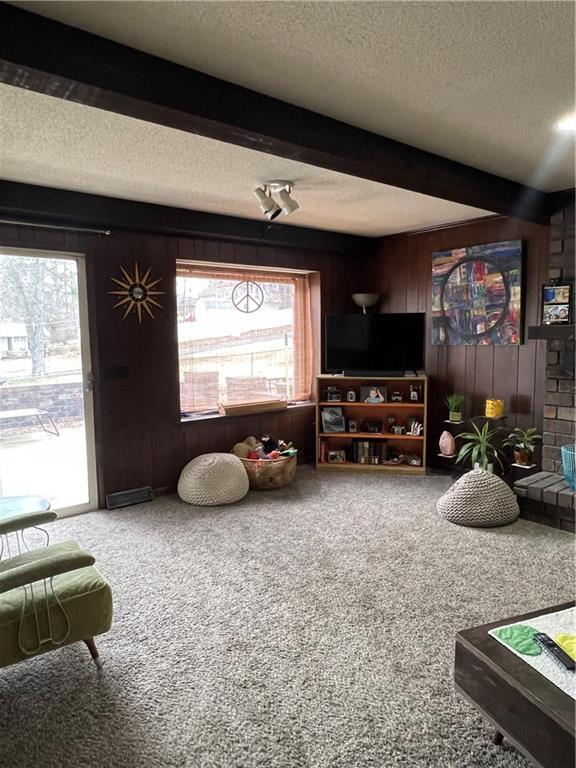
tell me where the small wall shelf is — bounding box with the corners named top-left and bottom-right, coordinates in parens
top-left (527, 325), bottom-right (575, 340)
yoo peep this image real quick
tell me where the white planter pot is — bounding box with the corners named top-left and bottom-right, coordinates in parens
top-left (474, 462), bottom-right (494, 473)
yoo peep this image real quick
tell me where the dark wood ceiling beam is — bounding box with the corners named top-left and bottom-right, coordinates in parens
top-left (0, 181), bottom-right (372, 254)
top-left (0, 3), bottom-right (551, 223)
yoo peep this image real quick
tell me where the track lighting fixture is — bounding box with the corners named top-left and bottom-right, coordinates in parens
top-left (253, 181), bottom-right (299, 220)
top-left (253, 186), bottom-right (282, 220)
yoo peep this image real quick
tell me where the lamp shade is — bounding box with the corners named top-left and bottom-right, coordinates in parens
top-left (352, 293), bottom-right (379, 313)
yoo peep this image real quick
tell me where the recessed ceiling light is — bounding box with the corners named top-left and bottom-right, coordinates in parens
top-left (554, 113), bottom-right (576, 133)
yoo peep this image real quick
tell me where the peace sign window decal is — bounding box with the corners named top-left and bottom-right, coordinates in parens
top-left (231, 280), bottom-right (264, 313)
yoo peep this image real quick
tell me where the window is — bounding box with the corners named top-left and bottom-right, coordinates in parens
top-left (177, 263), bottom-right (314, 416)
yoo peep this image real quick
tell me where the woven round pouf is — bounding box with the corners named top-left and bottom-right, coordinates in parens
top-left (436, 469), bottom-right (519, 527)
top-left (177, 453), bottom-right (249, 506)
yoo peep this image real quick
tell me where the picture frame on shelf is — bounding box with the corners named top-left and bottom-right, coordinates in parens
top-left (361, 385), bottom-right (387, 403)
top-left (541, 283), bottom-right (572, 324)
top-left (321, 407), bottom-right (346, 433)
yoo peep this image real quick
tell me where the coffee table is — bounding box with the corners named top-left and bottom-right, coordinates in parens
top-left (455, 603), bottom-right (575, 768)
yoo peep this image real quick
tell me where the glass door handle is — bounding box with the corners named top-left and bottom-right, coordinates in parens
top-left (84, 372), bottom-right (94, 392)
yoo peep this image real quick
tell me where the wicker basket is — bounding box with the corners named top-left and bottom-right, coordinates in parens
top-left (239, 453), bottom-right (297, 490)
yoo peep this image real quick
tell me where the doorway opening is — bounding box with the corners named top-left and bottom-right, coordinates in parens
top-left (0, 247), bottom-right (97, 515)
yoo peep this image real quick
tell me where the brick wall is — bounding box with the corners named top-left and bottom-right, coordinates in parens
top-left (0, 382), bottom-right (84, 425)
top-left (542, 201), bottom-right (575, 473)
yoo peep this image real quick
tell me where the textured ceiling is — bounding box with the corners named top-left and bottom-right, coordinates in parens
top-left (0, 84), bottom-right (492, 237)
top-left (13, 0), bottom-right (576, 191)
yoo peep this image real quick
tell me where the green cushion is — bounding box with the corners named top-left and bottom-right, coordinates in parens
top-left (0, 541), bottom-right (112, 668)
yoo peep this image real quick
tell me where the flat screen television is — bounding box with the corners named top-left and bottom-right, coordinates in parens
top-left (325, 313), bottom-right (425, 374)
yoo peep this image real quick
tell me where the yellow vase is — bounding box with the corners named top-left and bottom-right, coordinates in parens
top-left (485, 398), bottom-right (505, 418)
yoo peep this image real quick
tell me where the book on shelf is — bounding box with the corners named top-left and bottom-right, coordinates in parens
top-left (350, 439), bottom-right (390, 464)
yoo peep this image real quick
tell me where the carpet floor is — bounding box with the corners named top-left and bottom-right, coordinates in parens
top-left (0, 467), bottom-right (573, 768)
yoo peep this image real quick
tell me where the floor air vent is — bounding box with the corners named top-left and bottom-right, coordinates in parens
top-left (106, 486), bottom-right (154, 510)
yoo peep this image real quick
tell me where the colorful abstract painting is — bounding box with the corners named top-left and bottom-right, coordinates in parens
top-left (432, 240), bottom-right (523, 345)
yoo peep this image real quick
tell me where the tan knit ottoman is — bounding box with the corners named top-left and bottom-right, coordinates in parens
top-left (177, 453), bottom-right (249, 506)
top-left (436, 469), bottom-right (519, 527)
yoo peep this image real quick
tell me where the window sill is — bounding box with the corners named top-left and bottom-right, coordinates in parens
top-left (180, 401), bottom-right (315, 424)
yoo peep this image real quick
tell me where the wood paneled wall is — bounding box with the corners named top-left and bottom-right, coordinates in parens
top-left (370, 217), bottom-right (551, 464)
top-left (0, 224), bottom-right (363, 501)
top-left (0, 213), bottom-right (551, 499)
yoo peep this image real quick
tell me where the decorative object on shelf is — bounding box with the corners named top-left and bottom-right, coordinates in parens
top-left (409, 384), bottom-right (422, 402)
top-left (392, 425), bottom-right (406, 435)
top-left (325, 386), bottom-right (342, 402)
top-left (503, 427), bottom-right (542, 467)
top-left (328, 450), bottom-right (346, 464)
top-left (390, 391), bottom-right (403, 402)
top-left (456, 421), bottom-right (505, 474)
top-left (406, 454), bottom-right (422, 466)
top-left (346, 388), bottom-right (357, 402)
top-left (348, 418), bottom-right (358, 433)
top-left (485, 398), bottom-right (505, 418)
top-left (321, 407), bottom-right (346, 433)
top-left (408, 420), bottom-right (424, 436)
top-left (432, 239), bottom-right (523, 346)
top-left (445, 393), bottom-right (464, 422)
top-left (382, 453), bottom-right (405, 465)
top-left (542, 283), bottom-right (572, 325)
top-left (436, 469), bottom-right (519, 527)
top-left (561, 444), bottom-right (576, 491)
top-left (439, 430), bottom-right (457, 457)
top-left (109, 262), bottom-right (165, 323)
top-left (352, 293), bottom-right (379, 314)
top-left (387, 415), bottom-right (396, 429)
top-left (363, 420), bottom-right (382, 434)
top-left (361, 385), bottom-right (386, 403)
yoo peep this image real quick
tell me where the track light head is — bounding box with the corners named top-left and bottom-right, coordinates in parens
top-left (254, 181), bottom-right (299, 220)
top-left (253, 186), bottom-right (282, 220)
top-left (277, 187), bottom-right (299, 216)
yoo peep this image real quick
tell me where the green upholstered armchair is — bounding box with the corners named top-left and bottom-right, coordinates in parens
top-left (0, 511), bottom-right (113, 670)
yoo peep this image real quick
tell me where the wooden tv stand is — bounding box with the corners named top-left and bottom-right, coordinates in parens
top-left (315, 374), bottom-right (427, 475)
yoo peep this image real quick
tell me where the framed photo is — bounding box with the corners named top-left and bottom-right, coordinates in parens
top-left (542, 283), bottom-right (572, 324)
top-left (321, 407), bottom-right (346, 433)
top-left (360, 385), bottom-right (387, 403)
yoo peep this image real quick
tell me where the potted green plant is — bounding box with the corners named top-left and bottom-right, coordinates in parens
top-left (445, 393), bottom-right (465, 422)
top-left (456, 421), bottom-right (505, 473)
top-left (503, 427), bottom-right (542, 466)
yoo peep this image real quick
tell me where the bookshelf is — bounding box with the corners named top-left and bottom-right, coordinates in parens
top-left (316, 375), bottom-right (428, 475)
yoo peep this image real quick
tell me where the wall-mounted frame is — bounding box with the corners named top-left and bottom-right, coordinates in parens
top-left (541, 283), bottom-right (572, 325)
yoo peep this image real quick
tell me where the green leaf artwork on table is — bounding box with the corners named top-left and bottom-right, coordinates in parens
top-left (493, 624), bottom-right (542, 656)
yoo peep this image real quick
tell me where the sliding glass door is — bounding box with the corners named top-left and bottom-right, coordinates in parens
top-left (0, 247), bottom-right (97, 515)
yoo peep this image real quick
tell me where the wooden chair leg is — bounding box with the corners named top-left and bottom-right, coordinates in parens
top-left (84, 637), bottom-right (103, 670)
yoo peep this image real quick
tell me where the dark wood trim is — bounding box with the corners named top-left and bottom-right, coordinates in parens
top-left (548, 188), bottom-right (575, 216)
top-left (0, 3), bottom-right (551, 224)
top-left (0, 181), bottom-right (371, 255)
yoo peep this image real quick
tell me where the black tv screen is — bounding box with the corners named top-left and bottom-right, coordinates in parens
top-left (325, 313), bottom-right (425, 373)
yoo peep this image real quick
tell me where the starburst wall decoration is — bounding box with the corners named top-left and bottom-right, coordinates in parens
top-left (109, 262), bottom-right (165, 323)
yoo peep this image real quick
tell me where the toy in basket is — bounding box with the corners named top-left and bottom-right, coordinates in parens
top-left (231, 435), bottom-right (298, 490)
